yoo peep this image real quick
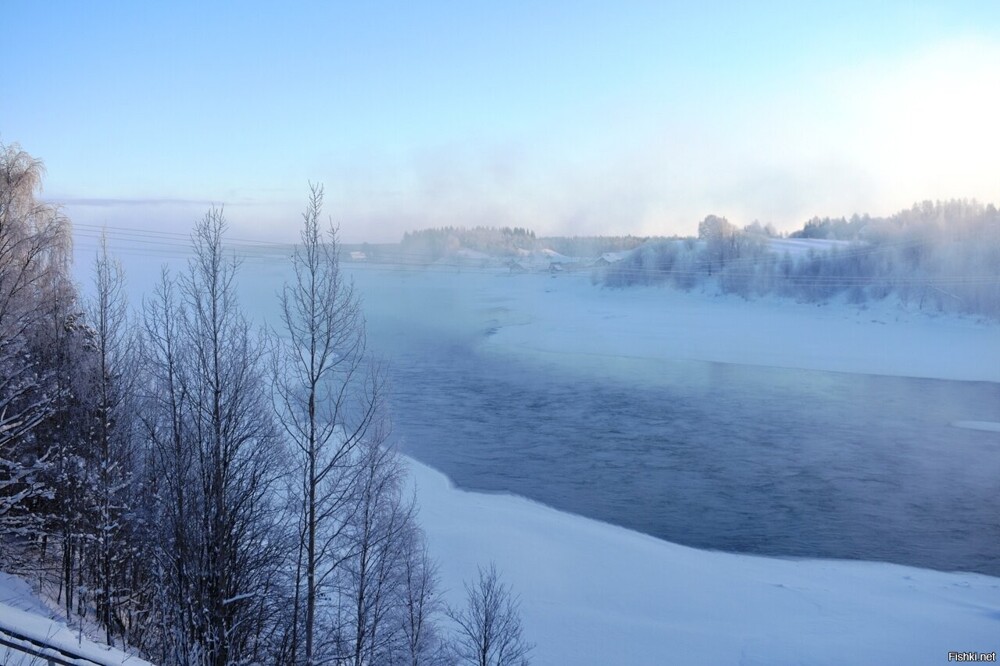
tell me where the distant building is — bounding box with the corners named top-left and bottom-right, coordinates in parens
top-left (349, 251), bottom-right (367, 261)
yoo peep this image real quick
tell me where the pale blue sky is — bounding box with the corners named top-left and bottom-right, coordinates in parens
top-left (4, 1), bottom-right (1000, 241)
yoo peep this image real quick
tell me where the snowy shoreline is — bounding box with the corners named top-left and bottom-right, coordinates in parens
top-left (374, 268), bottom-right (1000, 664)
top-left (408, 455), bottom-right (1000, 665)
top-left (477, 271), bottom-right (1000, 385)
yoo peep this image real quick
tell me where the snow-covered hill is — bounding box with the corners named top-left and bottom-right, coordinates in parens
top-left (0, 573), bottom-right (151, 665)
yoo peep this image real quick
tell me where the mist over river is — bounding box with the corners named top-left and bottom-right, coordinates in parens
top-left (339, 266), bottom-right (1000, 577)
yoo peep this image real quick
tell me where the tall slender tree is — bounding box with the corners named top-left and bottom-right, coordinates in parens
top-left (180, 209), bottom-right (285, 665)
top-left (142, 210), bottom-right (286, 664)
top-left (340, 433), bottom-right (417, 666)
top-left (274, 184), bottom-right (379, 664)
top-left (141, 266), bottom-right (197, 663)
top-left (86, 234), bottom-right (139, 645)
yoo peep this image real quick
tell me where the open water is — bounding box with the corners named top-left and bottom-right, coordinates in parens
top-left (351, 268), bottom-right (1000, 576)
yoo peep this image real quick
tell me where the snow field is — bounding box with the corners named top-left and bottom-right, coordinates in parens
top-left (409, 457), bottom-right (1000, 665)
top-left (474, 270), bottom-right (1000, 384)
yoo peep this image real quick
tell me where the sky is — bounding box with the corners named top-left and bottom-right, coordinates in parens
top-left (4, 1), bottom-right (1000, 243)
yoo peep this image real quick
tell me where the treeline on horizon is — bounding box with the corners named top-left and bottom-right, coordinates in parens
top-left (399, 226), bottom-right (647, 259)
top-left (397, 201), bottom-right (1000, 318)
top-left (602, 200), bottom-right (1000, 319)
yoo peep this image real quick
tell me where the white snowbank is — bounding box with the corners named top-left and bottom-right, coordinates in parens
top-left (475, 271), bottom-right (1000, 384)
top-left (409, 456), bottom-right (1000, 666)
top-left (335, 265), bottom-right (1000, 384)
top-left (0, 573), bottom-right (151, 665)
top-left (767, 238), bottom-right (854, 257)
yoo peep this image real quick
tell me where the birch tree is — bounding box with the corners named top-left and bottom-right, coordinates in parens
top-left (181, 209), bottom-right (285, 665)
top-left (448, 564), bottom-right (532, 666)
top-left (86, 234), bottom-right (140, 646)
top-left (400, 541), bottom-right (446, 666)
top-left (141, 267), bottom-right (198, 663)
top-left (142, 210), bottom-right (286, 664)
top-left (339, 433), bottom-right (413, 666)
top-left (0, 142), bottom-right (69, 537)
top-left (274, 184), bottom-right (376, 664)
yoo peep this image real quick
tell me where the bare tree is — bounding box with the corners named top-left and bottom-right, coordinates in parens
top-left (339, 433), bottom-right (413, 666)
top-left (401, 539), bottom-right (447, 666)
top-left (86, 233), bottom-right (140, 646)
top-left (274, 184), bottom-right (377, 665)
top-left (276, 186), bottom-right (447, 666)
top-left (141, 267), bottom-right (199, 664)
top-left (140, 210), bottom-right (287, 664)
top-left (181, 209), bottom-right (286, 665)
top-left (448, 564), bottom-right (532, 666)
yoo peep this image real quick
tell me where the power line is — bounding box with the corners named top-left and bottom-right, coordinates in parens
top-left (70, 221), bottom-right (1000, 287)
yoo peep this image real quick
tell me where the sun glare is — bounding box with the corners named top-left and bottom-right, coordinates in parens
top-left (851, 39), bottom-right (1000, 203)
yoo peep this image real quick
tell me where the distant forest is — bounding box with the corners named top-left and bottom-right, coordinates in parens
top-left (602, 201), bottom-right (1000, 319)
top-left (400, 226), bottom-right (647, 259)
top-left (397, 202), bottom-right (1000, 319)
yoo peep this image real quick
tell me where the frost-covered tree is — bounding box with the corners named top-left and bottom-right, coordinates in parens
top-left (337, 435), bottom-right (414, 665)
top-left (181, 209), bottom-right (286, 665)
top-left (141, 210), bottom-right (287, 664)
top-left (448, 563), bottom-right (531, 666)
top-left (400, 536), bottom-right (447, 666)
top-left (0, 142), bottom-right (72, 541)
top-left (141, 267), bottom-right (198, 663)
top-left (275, 184), bottom-right (372, 665)
top-left (85, 234), bottom-right (141, 646)
top-left (276, 186), bottom-right (443, 665)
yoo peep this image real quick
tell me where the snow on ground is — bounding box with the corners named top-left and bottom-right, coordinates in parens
top-left (473, 270), bottom-right (1000, 384)
top-left (767, 237), bottom-right (854, 257)
top-left (0, 572), bottom-right (151, 665)
top-left (340, 264), bottom-right (1000, 384)
top-left (599, 249), bottom-right (631, 263)
top-left (505, 248), bottom-right (581, 271)
top-left (409, 455), bottom-right (1000, 666)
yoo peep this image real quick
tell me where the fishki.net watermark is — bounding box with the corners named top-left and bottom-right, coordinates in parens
top-left (948, 652), bottom-right (997, 662)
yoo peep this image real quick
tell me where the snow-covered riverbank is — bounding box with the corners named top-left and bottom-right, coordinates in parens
top-left (409, 456), bottom-right (999, 665)
top-left (477, 271), bottom-right (1000, 384)
top-left (371, 268), bottom-right (1000, 664)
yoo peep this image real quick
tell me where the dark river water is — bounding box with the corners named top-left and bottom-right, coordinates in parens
top-left (114, 254), bottom-right (1000, 577)
top-left (360, 300), bottom-right (1000, 577)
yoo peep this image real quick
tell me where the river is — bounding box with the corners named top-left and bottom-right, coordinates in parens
top-left (345, 265), bottom-right (1000, 577)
